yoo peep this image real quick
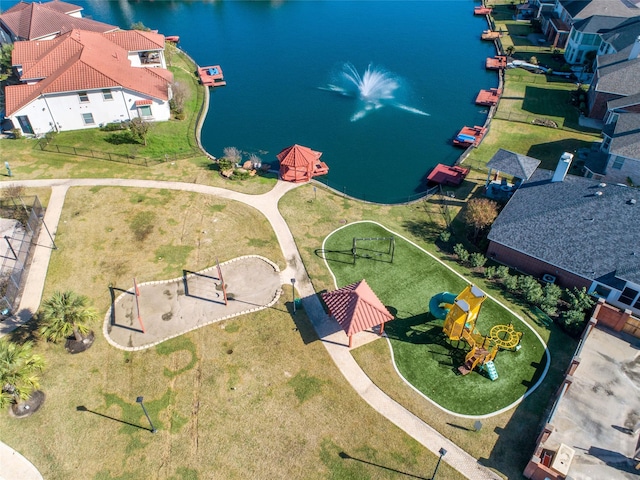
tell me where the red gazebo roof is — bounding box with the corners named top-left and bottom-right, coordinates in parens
top-left (277, 144), bottom-right (322, 167)
top-left (321, 279), bottom-right (393, 337)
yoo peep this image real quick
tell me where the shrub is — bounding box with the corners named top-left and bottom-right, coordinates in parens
top-left (100, 122), bottom-right (127, 131)
top-left (503, 274), bottom-right (519, 293)
top-left (11, 128), bottom-right (22, 139)
top-left (559, 309), bottom-right (588, 337)
top-left (453, 243), bottom-right (469, 264)
top-left (519, 276), bottom-right (543, 305)
top-left (529, 56), bottom-right (538, 65)
top-left (495, 265), bottom-right (510, 280)
top-left (566, 287), bottom-right (595, 312)
top-left (439, 230), bottom-right (451, 243)
top-left (218, 159), bottom-right (233, 171)
top-left (539, 283), bottom-right (562, 316)
top-left (484, 266), bottom-right (497, 279)
top-left (469, 253), bottom-right (487, 269)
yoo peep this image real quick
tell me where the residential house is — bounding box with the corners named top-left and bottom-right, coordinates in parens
top-left (0, 0), bottom-right (117, 44)
top-left (587, 37), bottom-right (640, 120)
top-left (540, 0), bottom-right (640, 49)
top-left (487, 153), bottom-right (640, 316)
top-left (584, 112), bottom-right (640, 184)
top-left (5, 28), bottom-right (173, 135)
top-left (597, 16), bottom-right (640, 56)
top-left (563, 15), bottom-right (632, 65)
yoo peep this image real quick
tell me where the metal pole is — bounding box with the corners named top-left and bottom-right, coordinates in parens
top-left (431, 448), bottom-right (447, 480)
top-left (4, 236), bottom-right (18, 260)
top-left (136, 397), bottom-right (156, 433)
top-left (39, 217), bottom-right (57, 249)
top-left (291, 278), bottom-right (296, 314)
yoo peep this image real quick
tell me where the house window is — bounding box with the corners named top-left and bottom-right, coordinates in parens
top-left (611, 156), bottom-right (625, 170)
top-left (619, 287), bottom-right (639, 306)
top-left (138, 105), bottom-right (152, 117)
top-left (102, 89), bottom-right (113, 101)
top-left (82, 113), bottom-right (95, 125)
top-left (601, 136), bottom-right (611, 151)
top-left (78, 91), bottom-right (89, 103)
top-left (592, 284), bottom-right (611, 299)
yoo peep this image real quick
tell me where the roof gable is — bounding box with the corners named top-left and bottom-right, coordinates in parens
top-left (609, 112), bottom-right (640, 159)
top-left (601, 16), bottom-right (640, 51)
top-left (560, 0), bottom-right (640, 20)
top-left (573, 15), bottom-right (629, 34)
top-left (277, 144), bottom-right (322, 166)
top-left (486, 149), bottom-right (541, 180)
top-left (595, 47), bottom-right (640, 96)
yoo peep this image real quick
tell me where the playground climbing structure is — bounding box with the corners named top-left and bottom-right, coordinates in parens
top-left (431, 284), bottom-right (523, 378)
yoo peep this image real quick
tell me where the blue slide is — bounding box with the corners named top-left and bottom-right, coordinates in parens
top-left (429, 292), bottom-right (457, 320)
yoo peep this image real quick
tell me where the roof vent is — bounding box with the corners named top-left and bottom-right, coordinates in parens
top-left (595, 191), bottom-right (603, 196)
top-left (598, 182), bottom-right (606, 188)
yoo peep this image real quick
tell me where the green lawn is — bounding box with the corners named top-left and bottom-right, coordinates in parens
top-left (323, 221), bottom-right (547, 416)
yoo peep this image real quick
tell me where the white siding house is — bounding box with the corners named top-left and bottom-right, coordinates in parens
top-left (6, 28), bottom-right (172, 135)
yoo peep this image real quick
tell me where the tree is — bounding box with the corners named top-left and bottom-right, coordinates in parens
top-left (566, 287), bottom-right (595, 312)
top-left (223, 146), bottom-right (242, 165)
top-left (505, 45), bottom-right (516, 56)
top-left (453, 243), bottom-right (469, 264)
top-left (39, 291), bottom-right (98, 344)
top-left (130, 21), bottom-right (151, 31)
top-left (0, 338), bottom-right (45, 409)
top-left (519, 275), bottom-right (543, 305)
top-left (0, 43), bottom-right (14, 82)
top-left (129, 117), bottom-right (150, 146)
top-left (169, 81), bottom-right (188, 115)
top-left (463, 198), bottom-right (499, 241)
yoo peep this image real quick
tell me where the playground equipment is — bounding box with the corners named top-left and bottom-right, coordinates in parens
top-left (430, 284), bottom-right (522, 379)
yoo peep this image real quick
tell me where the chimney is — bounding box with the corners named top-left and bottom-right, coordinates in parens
top-left (552, 152), bottom-right (573, 182)
top-left (630, 36), bottom-right (640, 61)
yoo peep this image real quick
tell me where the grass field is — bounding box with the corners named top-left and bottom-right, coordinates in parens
top-left (323, 221), bottom-right (547, 416)
top-left (0, 186), bottom-right (463, 480)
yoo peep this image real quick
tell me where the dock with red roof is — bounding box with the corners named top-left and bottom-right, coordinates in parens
top-left (486, 56), bottom-right (507, 70)
top-left (453, 126), bottom-right (487, 148)
top-left (197, 65), bottom-right (226, 87)
top-left (475, 88), bottom-right (502, 106)
top-left (426, 164), bottom-right (470, 186)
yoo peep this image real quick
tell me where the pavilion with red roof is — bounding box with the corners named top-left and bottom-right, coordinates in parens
top-left (277, 144), bottom-right (329, 183)
top-left (321, 279), bottom-right (394, 348)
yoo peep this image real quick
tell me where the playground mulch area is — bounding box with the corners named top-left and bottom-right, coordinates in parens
top-left (322, 221), bottom-right (547, 416)
top-left (105, 256), bottom-right (283, 349)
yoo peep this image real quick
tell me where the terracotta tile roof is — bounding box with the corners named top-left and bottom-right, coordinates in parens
top-left (0, 1), bottom-right (117, 41)
top-left (134, 99), bottom-right (153, 106)
top-left (101, 30), bottom-right (165, 52)
top-left (277, 144), bottom-right (322, 166)
top-left (6, 29), bottom-right (172, 116)
top-left (322, 279), bottom-right (394, 336)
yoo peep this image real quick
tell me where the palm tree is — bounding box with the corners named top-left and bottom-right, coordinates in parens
top-left (0, 338), bottom-right (45, 409)
top-left (39, 291), bottom-right (98, 344)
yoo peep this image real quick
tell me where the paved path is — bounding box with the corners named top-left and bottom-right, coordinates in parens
top-left (0, 178), bottom-right (502, 480)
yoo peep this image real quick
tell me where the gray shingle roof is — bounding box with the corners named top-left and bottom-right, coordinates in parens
top-left (573, 15), bottom-right (629, 34)
top-left (595, 46), bottom-right (640, 96)
top-left (486, 149), bottom-right (541, 180)
top-left (609, 112), bottom-right (640, 159)
top-left (560, 0), bottom-right (640, 20)
top-left (607, 91), bottom-right (640, 110)
top-left (488, 169), bottom-right (640, 284)
top-left (601, 16), bottom-right (640, 52)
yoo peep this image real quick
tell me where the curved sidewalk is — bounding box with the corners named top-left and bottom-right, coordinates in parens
top-left (0, 178), bottom-right (502, 480)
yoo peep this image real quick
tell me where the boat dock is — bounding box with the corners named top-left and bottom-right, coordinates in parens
top-left (426, 164), bottom-right (470, 186)
top-left (453, 126), bottom-right (487, 148)
top-left (481, 30), bottom-right (501, 41)
top-left (474, 6), bottom-right (492, 15)
top-left (486, 55), bottom-right (507, 70)
top-left (475, 88), bottom-right (502, 106)
top-left (197, 65), bottom-right (226, 87)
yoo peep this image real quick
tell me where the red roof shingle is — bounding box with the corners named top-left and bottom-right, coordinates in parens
top-left (0, 1), bottom-right (117, 41)
top-left (277, 144), bottom-right (322, 167)
top-left (322, 279), bottom-right (393, 337)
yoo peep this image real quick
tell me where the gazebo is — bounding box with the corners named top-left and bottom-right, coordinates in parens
top-left (485, 148), bottom-right (540, 199)
top-left (321, 279), bottom-right (394, 348)
top-left (277, 144), bottom-right (329, 183)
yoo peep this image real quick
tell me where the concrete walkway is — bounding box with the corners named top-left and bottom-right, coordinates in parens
top-left (0, 178), bottom-right (502, 480)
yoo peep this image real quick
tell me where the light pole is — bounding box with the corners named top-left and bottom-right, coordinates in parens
top-left (136, 396), bottom-right (156, 433)
top-left (431, 448), bottom-right (447, 480)
top-left (291, 278), bottom-right (296, 314)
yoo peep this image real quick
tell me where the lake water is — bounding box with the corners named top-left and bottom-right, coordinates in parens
top-left (9, 0), bottom-right (497, 203)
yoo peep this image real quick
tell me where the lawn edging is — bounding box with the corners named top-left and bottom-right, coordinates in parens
top-left (322, 220), bottom-right (551, 418)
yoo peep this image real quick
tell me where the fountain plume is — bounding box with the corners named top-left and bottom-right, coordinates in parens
top-left (322, 62), bottom-right (429, 121)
